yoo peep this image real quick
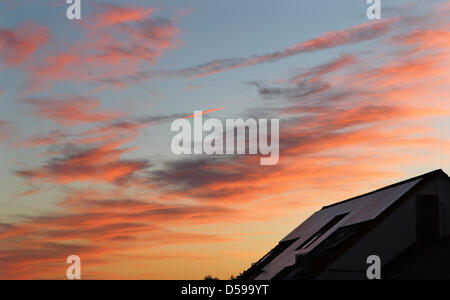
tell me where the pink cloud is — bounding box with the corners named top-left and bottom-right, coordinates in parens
top-left (0, 22), bottom-right (49, 66)
top-left (94, 4), bottom-right (154, 28)
top-left (0, 187), bottom-right (237, 279)
top-left (30, 5), bottom-right (180, 90)
top-left (106, 18), bottom-right (395, 84)
top-left (25, 96), bottom-right (123, 125)
top-left (4, 2), bottom-right (450, 281)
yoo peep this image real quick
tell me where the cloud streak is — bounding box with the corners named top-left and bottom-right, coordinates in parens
top-left (110, 19), bottom-right (394, 84)
top-left (25, 96), bottom-right (123, 125)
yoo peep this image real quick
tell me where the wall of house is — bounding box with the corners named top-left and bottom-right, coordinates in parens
top-left (436, 175), bottom-right (450, 236)
top-left (316, 174), bottom-right (450, 280)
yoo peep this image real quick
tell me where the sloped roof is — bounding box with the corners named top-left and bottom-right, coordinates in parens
top-left (252, 169), bottom-right (447, 280)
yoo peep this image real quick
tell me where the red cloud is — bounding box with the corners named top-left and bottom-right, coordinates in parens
top-left (94, 4), bottom-right (154, 28)
top-left (17, 130), bottom-right (67, 148)
top-left (149, 18), bottom-right (450, 204)
top-left (17, 136), bottom-right (148, 184)
top-left (0, 22), bottom-right (49, 66)
top-left (104, 18), bottom-right (395, 85)
top-left (237, 20), bottom-right (392, 69)
top-left (5, 3), bottom-right (450, 281)
top-left (31, 5), bottom-right (180, 89)
top-left (290, 54), bottom-right (357, 84)
top-left (0, 188), bottom-right (238, 279)
top-left (25, 96), bottom-right (123, 125)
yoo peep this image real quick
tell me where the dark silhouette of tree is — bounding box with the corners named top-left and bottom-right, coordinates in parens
top-left (203, 275), bottom-right (220, 280)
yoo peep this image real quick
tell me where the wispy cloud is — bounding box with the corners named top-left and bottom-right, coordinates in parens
top-left (0, 22), bottom-right (49, 66)
top-left (147, 6), bottom-right (450, 204)
top-left (3, 1), bottom-right (450, 280)
top-left (0, 187), bottom-right (238, 279)
top-left (92, 4), bottom-right (154, 28)
top-left (24, 96), bottom-right (123, 125)
top-left (28, 4), bottom-right (181, 91)
top-left (109, 19), bottom-right (394, 84)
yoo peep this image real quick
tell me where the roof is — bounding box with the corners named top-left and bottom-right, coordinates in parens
top-left (248, 169), bottom-right (448, 280)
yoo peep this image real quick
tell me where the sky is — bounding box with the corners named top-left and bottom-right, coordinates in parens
top-left (0, 0), bottom-right (449, 279)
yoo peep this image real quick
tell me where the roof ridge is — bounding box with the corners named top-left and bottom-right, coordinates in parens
top-left (321, 169), bottom-right (447, 210)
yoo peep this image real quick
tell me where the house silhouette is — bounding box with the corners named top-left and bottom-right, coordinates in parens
top-left (241, 169), bottom-right (450, 280)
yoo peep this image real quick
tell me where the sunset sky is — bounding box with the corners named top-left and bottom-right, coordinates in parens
top-left (0, 0), bottom-right (450, 279)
